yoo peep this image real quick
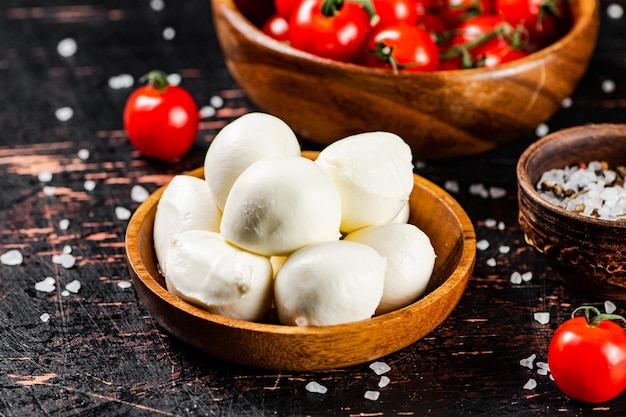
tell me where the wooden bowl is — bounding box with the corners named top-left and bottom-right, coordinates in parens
top-left (517, 124), bottom-right (626, 300)
top-left (125, 152), bottom-right (476, 371)
top-left (211, 0), bottom-right (599, 160)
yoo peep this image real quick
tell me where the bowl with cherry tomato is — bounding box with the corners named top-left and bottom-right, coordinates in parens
top-left (212, 0), bottom-right (599, 159)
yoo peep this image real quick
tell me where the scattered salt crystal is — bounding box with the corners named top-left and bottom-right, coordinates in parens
top-left (489, 187), bottom-right (507, 199)
top-left (537, 362), bottom-right (550, 376)
top-left (469, 183), bottom-right (489, 198)
top-left (55, 107), bottom-right (74, 122)
top-left (523, 378), bottom-right (537, 390)
top-left (40, 313), bottom-right (51, 322)
top-left (602, 79), bottom-right (616, 93)
top-left (162, 27), bottom-right (176, 41)
top-left (35, 277), bottom-right (56, 293)
top-left (497, 221), bottom-right (505, 230)
top-left (52, 253), bottom-right (76, 269)
top-left (484, 218), bottom-right (497, 228)
top-left (199, 106), bottom-right (216, 119)
top-left (414, 161), bottom-right (427, 170)
top-left (605, 300), bottom-right (617, 314)
top-left (61, 290), bottom-right (70, 297)
top-left (115, 207), bottom-right (132, 220)
top-left (486, 258), bottom-right (496, 267)
top-left (63, 245), bottom-right (72, 254)
top-left (167, 73), bottom-right (181, 86)
top-left (476, 239), bottom-right (490, 251)
top-left (84, 180), bottom-right (96, 191)
top-left (511, 272), bottom-right (522, 285)
top-left (378, 376), bottom-right (390, 388)
top-left (210, 95), bottom-right (224, 108)
top-left (77, 148), bottom-right (90, 160)
top-left (57, 38), bottom-right (77, 57)
top-left (364, 390), bottom-right (380, 401)
top-left (607, 3), bottom-right (624, 19)
top-left (369, 361), bottom-right (391, 375)
top-left (561, 97), bottom-right (573, 108)
top-left (59, 219), bottom-right (70, 230)
top-left (534, 312), bottom-right (550, 325)
top-left (498, 245), bottom-right (510, 254)
top-left (519, 354), bottom-right (536, 369)
top-left (65, 280), bottom-right (81, 294)
top-left (108, 74), bottom-right (134, 90)
top-left (38, 171), bottom-right (53, 182)
top-left (131, 185), bottom-right (149, 203)
top-left (535, 123), bottom-right (549, 137)
top-left (521, 272), bottom-right (533, 282)
top-left (150, 0), bottom-right (165, 11)
top-left (43, 186), bottom-right (56, 196)
top-left (305, 381), bottom-right (327, 394)
top-left (1, 249), bottom-right (23, 266)
top-left (117, 281), bottom-right (133, 289)
top-left (444, 180), bottom-right (460, 193)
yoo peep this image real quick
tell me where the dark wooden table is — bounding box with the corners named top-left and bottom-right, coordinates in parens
top-left (1, 1), bottom-right (625, 416)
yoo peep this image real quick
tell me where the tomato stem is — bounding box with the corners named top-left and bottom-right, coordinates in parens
top-left (140, 70), bottom-right (170, 93)
top-left (320, 0), bottom-right (377, 21)
top-left (572, 306), bottom-right (626, 328)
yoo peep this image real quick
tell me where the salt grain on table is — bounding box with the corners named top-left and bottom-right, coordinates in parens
top-left (210, 95), bottom-right (224, 108)
top-left (533, 312), bottom-right (550, 325)
top-left (52, 253), bottom-right (76, 269)
top-left (378, 376), bottom-right (390, 388)
top-left (200, 106), bottom-right (216, 118)
top-left (498, 245), bottom-right (510, 254)
top-left (163, 27), bottom-right (176, 41)
top-left (43, 186), bottom-right (56, 196)
top-left (108, 74), bottom-right (134, 90)
top-left (484, 218), bottom-right (497, 228)
top-left (469, 183), bottom-right (489, 198)
top-left (489, 187), bottom-right (507, 199)
top-left (38, 171), bottom-right (52, 182)
top-left (150, 0), bottom-right (165, 11)
top-left (523, 378), bottom-right (537, 390)
top-left (1, 249), bottom-right (23, 266)
top-left (84, 180), bottom-right (96, 191)
top-left (65, 280), bottom-right (81, 294)
top-left (40, 313), bottom-right (51, 323)
top-left (118, 281), bottom-right (133, 289)
top-left (166, 73), bottom-right (181, 86)
top-left (77, 148), bottom-right (90, 160)
top-left (519, 353), bottom-right (536, 369)
top-left (536, 362), bottom-right (550, 376)
top-left (511, 272), bottom-right (522, 284)
top-left (444, 180), bottom-right (460, 193)
top-left (364, 390), bottom-right (381, 401)
top-left (131, 185), bottom-right (149, 203)
top-left (486, 258), bottom-right (496, 267)
top-left (35, 277), bottom-right (56, 293)
top-left (59, 219), bottom-right (70, 230)
top-left (476, 239), bottom-right (490, 251)
top-left (369, 361), bottom-right (391, 375)
top-left (535, 123), bottom-right (549, 137)
top-left (57, 37), bottom-right (77, 57)
top-left (115, 207), bottom-right (132, 220)
top-left (305, 381), bottom-right (327, 394)
top-left (521, 272), bottom-right (533, 282)
top-left (605, 300), bottom-right (617, 314)
top-left (55, 106), bottom-right (74, 122)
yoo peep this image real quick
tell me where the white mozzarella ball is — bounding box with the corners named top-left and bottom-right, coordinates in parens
top-left (391, 200), bottom-right (410, 224)
top-left (345, 223), bottom-right (436, 315)
top-left (315, 131), bottom-right (414, 233)
top-left (154, 175), bottom-right (222, 276)
top-left (164, 230), bottom-right (273, 322)
top-left (274, 240), bottom-right (386, 327)
top-left (204, 112), bottom-right (301, 210)
top-left (220, 156), bottom-right (342, 256)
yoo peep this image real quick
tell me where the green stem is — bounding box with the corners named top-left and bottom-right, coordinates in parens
top-left (321, 0), bottom-right (377, 20)
top-left (140, 70), bottom-right (170, 93)
top-left (572, 305), bottom-right (626, 328)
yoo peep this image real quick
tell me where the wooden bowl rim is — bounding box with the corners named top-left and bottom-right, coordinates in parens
top-left (517, 123), bottom-right (626, 229)
top-left (214, 0), bottom-right (598, 79)
top-left (125, 156), bottom-right (476, 337)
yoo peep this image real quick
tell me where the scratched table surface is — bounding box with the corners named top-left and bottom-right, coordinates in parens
top-left (0, 1), bottom-right (625, 416)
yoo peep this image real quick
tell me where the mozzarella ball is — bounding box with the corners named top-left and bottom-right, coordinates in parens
top-left (315, 131), bottom-right (414, 233)
top-left (164, 230), bottom-right (273, 322)
top-left (154, 175), bottom-right (222, 276)
top-left (345, 223), bottom-right (436, 315)
top-left (204, 112), bottom-right (301, 210)
top-left (274, 240), bottom-right (386, 327)
top-left (221, 155), bottom-right (342, 256)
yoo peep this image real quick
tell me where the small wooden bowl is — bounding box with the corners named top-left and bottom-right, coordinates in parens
top-left (517, 124), bottom-right (626, 299)
top-left (125, 152), bottom-right (476, 371)
top-left (212, 0), bottom-right (599, 160)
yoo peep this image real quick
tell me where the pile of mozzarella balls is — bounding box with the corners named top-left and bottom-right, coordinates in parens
top-left (153, 112), bottom-right (436, 327)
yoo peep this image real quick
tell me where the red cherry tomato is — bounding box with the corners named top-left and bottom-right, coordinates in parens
top-left (548, 306), bottom-right (626, 403)
top-left (263, 13), bottom-right (291, 41)
top-left (438, 0), bottom-right (492, 26)
top-left (123, 70), bottom-right (199, 161)
top-left (496, 0), bottom-right (567, 50)
top-left (275, 0), bottom-right (301, 18)
top-left (371, 0), bottom-right (419, 30)
top-left (365, 22), bottom-right (439, 72)
top-left (289, 0), bottom-right (372, 62)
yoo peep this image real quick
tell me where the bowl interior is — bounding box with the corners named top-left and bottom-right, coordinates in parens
top-left (126, 159), bottom-right (476, 370)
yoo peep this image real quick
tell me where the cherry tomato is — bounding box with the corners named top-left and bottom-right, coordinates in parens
top-left (438, 0), bottom-right (492, 27)
top-left (123, 70), bottom-right (199, 161)
top-left (417, 13), bottom-right (448, 45)
top-left (365, 22), bottom-right (439, 72)
top-left (275, 0), bottom-right (301, 18)
top-left (263, 13), bottom-right (291, 41)
top-left (496, 0), bottom-right (567, 50)
top-left (289, 0), bottom-right (372, 62)
top-left (548, 306), bottom-right (626, 403)
top-left (371, 0), bottom-right (419, 30)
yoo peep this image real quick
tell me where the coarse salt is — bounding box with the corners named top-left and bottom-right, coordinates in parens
top-left (35, 277), bottom-right (56, 293)
top-left (536, 362), bottom-right (550, 376)
top-left (162, 27), bottom-right (176, 41)
top-left (65, 280), bottom-right (81, 294)
top-left (52, 253), bottom-right (75, 269)
top-left (57, 38), bottom-right (77, 57)
top-left (59, 219), bottom-right (70, 230)
top-left (108, 74), bottom-right (134, 90)
top-left (378, 376), bottom-right (390, 388)
top-left (534, 312), bottom-right (550, 325)
top-left (364, 390), bottom-right (380, 401)
top-left (40, 313), bottom-right (51, 323)
top-left (1, 249), bottom-right (23, 266)
top-left (131, 185), bottom-right (149, 203)
top-left (43, 186), bottom-right (56, 196)
top-left (210, 95), bottom-right (224, 108)
top-left (55, 107), bottom-right (74, 122)
top-left (605, 300), bottom-right (617, 314)
top-left (444, 180), bottom-right (460, 194)
top-left (369, 361), bottom-right (391, 375)
top-left (476, 239), bottom-right (490, 251)
top-left (521, 272), bottom-right (533, 282)
top-left (498, 245), bottom-right (510, 254)
top-left (38, 171), bottom-right (53, 182)
top-left (115, 207), bottom-right (131, 220)
top-left (489, 187), bottom-right (507, 199)
top-left (523, 378), bottom-right (537, 390)
top-left (305, 381), bottom-right (327, 394)
top-left (484, 218), bottom-right (497, 228)
top-left (77, 148), bottom-right (90, 160)
top-left (510, 272), bottom-right (522, 284)
top-left (519, 353), bottom-right (536, 369)
top-left (200, 106), bottom-right (216, 119)
top-left (117, 281), bottom-right (133, 289)
top-left (486, 258), bottom-right (496, 267)
top-left (84, 180), bottom-right (96, 191)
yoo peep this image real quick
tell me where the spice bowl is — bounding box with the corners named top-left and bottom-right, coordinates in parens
top-left (517, 124), bottom-right (626, 299)
top-left (125, 154), bottom-right (476, 371)
top-left (211, 0), bottom-right (599, 159)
